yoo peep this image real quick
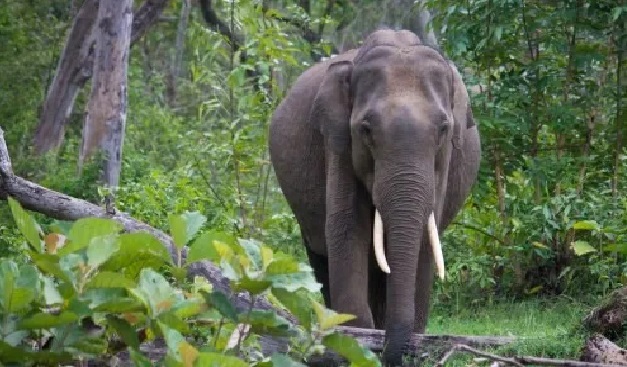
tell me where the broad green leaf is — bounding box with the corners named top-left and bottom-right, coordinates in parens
top-left (0, 260), bottom-right (39, 312)
top-left (201, 290), bottom-right (238, 321)
top-left (571, 220), bottom-right (600, 231)
top-left (169, 212), bottom-right (206, 249)
top-left (8, 197), bottom-right (43, 252)
top-left (261, 245), bottom-right (274, 269)
top-left (194, 352), bottom-right (248, 367)
top-left (187, 232), bottom-right (221, 263)
top-left (84, 271), bottom-right (136, 290)
top-left (19, 311), bottom-right (78, 330)
top-left (86, 234), bottom-right (120, 268)
top-left (72, 337), bottom-right (108, 355)
top-left (93, 298), bottom-right (146, 313)
top-left (169, 213), bottom-right (188, 249)
top-left (266, 258), bottom-right (301, 275)
top-left (158, 311), bottom-right (190, 334)
top-left (179, 341), bottom-right (199, 367)
top-left (271, 288), bottom-right (312, 331)
top-left (62, 218), bottom-right (121, 254)
top-left (101, 232), bottom-right (172, 277)
top-left (571, 240), bottom-right (596, 256)
top-left (29, 252), bottom-right (71, 284)
top-left (130, 269), bottom-right (182, 316)
top-left (267, 269), bottom-right (321, 293)
top-left (602, 243), bottom-right (627, 253)
top-left (0, 340), bottom-right (72, 364)
top-left (43, 276), bottom-right (63, 305)
top-left (244, 309), bottom-right (292, 336)
top-left (106, 315), bottom-right (140, 349)
top-left (172, 298), bottom-right (205, 319)
top-left (312, 301), bottom-right (356, 331)
top-left (233, 276), bottom-right (272, 295)
top-left (182, 212), bottom-right (207, 242)
top-left (322, 332), bottom-right (381, 367)
top-left (238, 238), bottom-right (263, 270)
top-left (49, 220), bottom-right (73, 236)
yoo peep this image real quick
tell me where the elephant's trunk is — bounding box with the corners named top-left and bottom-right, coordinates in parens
top-left (373, 161), bottom-right (434, 366)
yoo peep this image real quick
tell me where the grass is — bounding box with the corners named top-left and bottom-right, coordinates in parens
top-left (416, 295), bottom-right (600, 366)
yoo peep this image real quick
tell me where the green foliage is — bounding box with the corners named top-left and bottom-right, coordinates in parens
top-left (424, 0), bottom-right (627, 303)
top-left (1, 198), bottom-right (380, 366)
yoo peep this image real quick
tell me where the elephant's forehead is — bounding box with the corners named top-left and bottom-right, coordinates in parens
top-left (353, 48), bottom-right (451, 103)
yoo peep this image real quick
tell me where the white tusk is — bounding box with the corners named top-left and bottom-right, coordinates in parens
top-left (428, 212), bottom-right (445, 279)
top-left (373, 210), bottom-right (391, 273)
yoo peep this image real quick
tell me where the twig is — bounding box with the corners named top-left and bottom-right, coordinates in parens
top-left (436, 345), bottom-right (523, 367)
top-left (436, 344), bottom-right (621, 367)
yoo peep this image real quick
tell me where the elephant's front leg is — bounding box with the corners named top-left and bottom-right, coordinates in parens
top-left (325, 153), bottom-right (374, 328)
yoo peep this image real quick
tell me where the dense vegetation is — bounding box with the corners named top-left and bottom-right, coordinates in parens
top-left (0, 0), bottom-right (625, 364)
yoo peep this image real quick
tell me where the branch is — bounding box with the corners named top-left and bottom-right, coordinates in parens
top-left (198, 0), bottom-right (244, 49)
top-left (131, 0), bottom-right (172, 45)
top-left (437, 344), bottom-right (620, 367)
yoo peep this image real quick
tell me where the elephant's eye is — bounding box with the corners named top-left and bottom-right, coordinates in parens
top-left (360, 121), bottom-right (372, 136)
top-left (438, 121), bottom-right (449, 135)
top-left (360, 120), bottom-right (374, 147)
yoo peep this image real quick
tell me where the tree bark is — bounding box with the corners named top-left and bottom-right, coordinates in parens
top-left (33, 0), bottom-right (99, 155)
top-left (79, 0), bottom-right (133, 213)
top-left (33, 0), bottom-right (171, 156)
top-left (166, 0), bottom-right (191, 106)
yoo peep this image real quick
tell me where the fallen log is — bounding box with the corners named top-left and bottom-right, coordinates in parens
top-left (437, 344), bottom-right (622, 367)
top-left (581, 333), bottom-right (627, 365)
top-left (0, 126), bottom-right (516, 364)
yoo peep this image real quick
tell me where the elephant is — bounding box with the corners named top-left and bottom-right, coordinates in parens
top-left (268, 29), bottom-right (481, 366)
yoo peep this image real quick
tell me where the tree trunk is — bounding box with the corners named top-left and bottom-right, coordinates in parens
top-left (33, 0), bottom-right (170, 156)
top-left (79, 0), bottom-right (133, 212)
top-left (166, 0), bottom-right (191, 106)
top-left (33, 0), bottom-right (99, 154)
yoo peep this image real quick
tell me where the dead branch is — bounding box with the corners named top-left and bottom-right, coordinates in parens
top-left (436, 344), bottom-right (623, 367)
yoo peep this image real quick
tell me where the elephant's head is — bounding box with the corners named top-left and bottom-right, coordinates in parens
top-left (310, 29), bottom-right (474, 365)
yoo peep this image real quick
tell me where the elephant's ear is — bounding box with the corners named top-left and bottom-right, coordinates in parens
top-left (449, 63), bottom-right (475, 149)
top-left (310, 60), bottom-right (354, 153)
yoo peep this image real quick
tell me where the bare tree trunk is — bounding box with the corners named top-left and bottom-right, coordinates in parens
top-left (612, 22), bottom-right (624, 203)
top-left (167, 0), bottom-right (191, 106)
top-left (33, 0), bottom-right (170, 156)
top-left (80, 0), bottom-right (133, 212)
top-left (33, 0), bottom-right (99, 154)
top-left (555, 0), bottom-right (580, 197)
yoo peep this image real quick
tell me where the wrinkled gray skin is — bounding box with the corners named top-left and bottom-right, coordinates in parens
top-left (269, 29), bottom-right (481, 366)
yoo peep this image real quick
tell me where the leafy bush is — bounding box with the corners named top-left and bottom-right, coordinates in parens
top-left (1, 197), bottom-right (380, 366)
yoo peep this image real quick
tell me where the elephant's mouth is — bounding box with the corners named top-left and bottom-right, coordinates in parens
top-left (373, 209), bottom-right (445, 279)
